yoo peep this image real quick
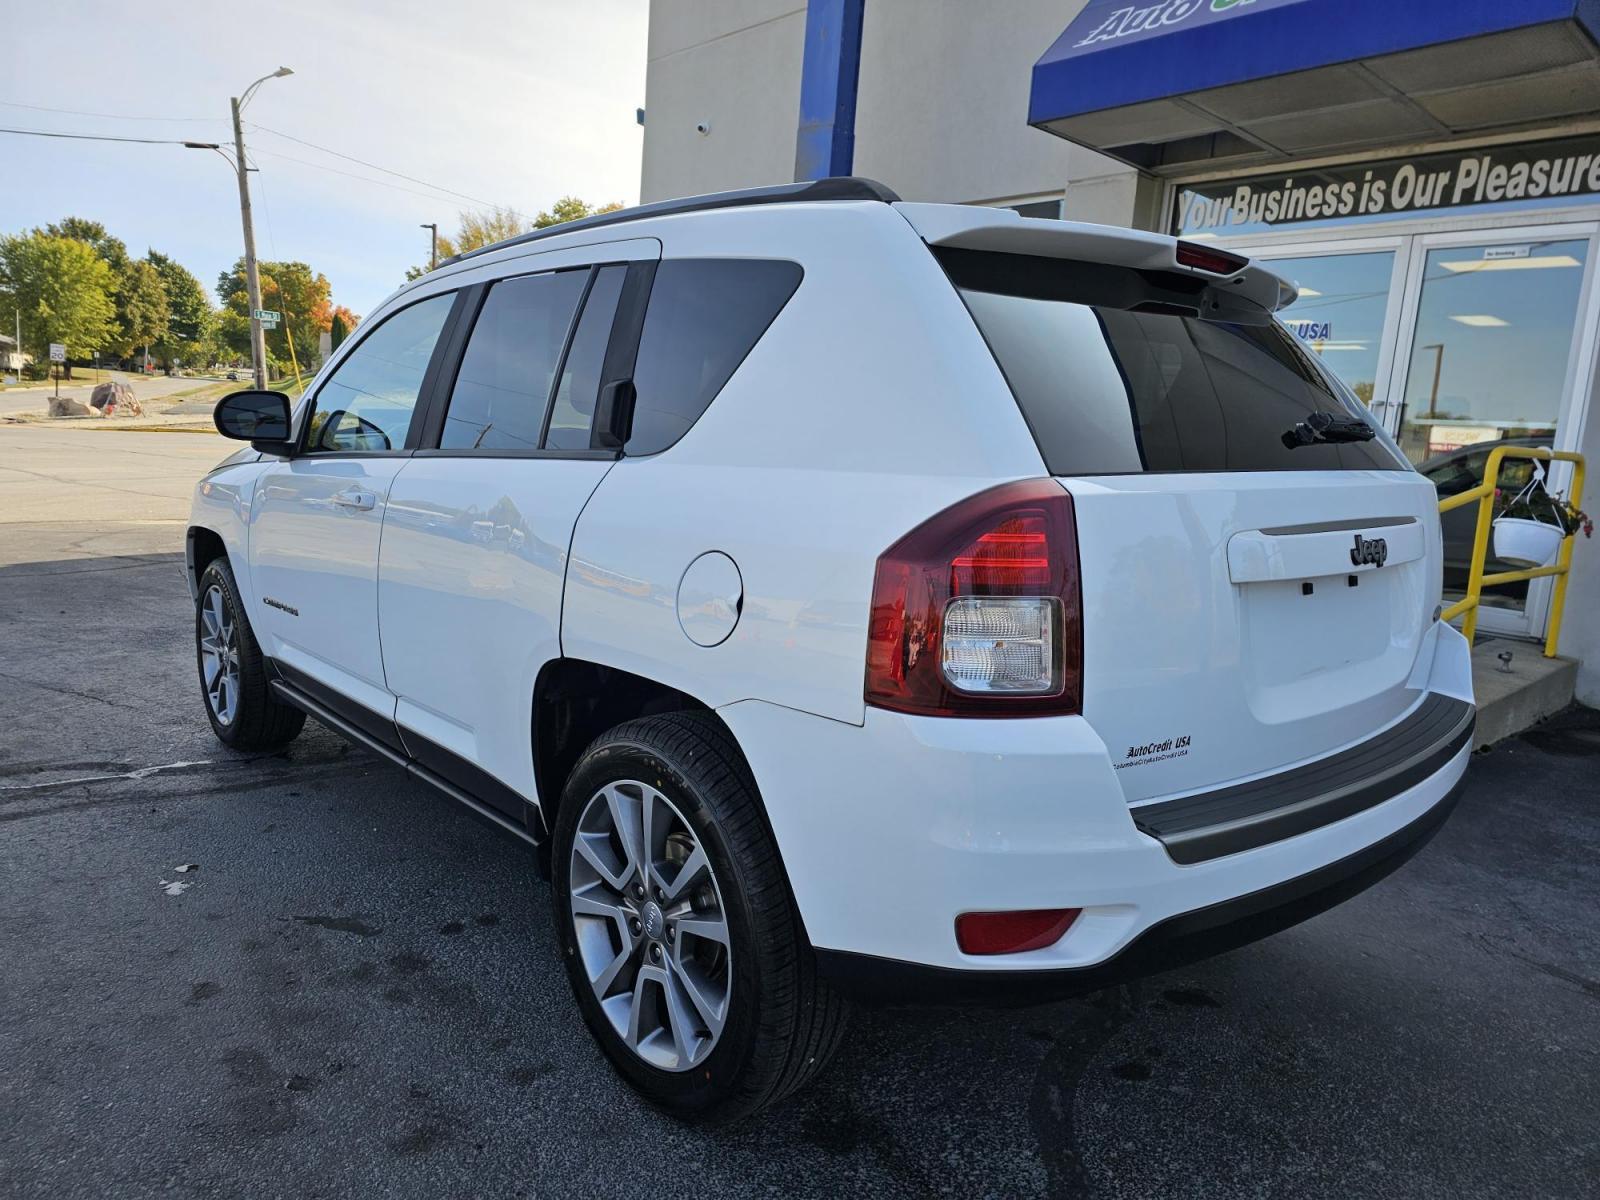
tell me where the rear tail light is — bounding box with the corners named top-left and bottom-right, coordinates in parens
top-left (956, 908), bottom-right (1081, 956)
top-left (1175, 240), bottom-right (1248, 276)
top-left (865, 478), bottom-right (1083, 717)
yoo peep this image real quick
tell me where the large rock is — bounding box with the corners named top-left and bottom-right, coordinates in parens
top-left (48, 393), bottom-right (96, 418)
top-left (90, 380), bottom-right (142, 417)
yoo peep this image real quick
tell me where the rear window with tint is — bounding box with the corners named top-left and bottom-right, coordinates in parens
top-left (626, 258), bottom-right (803, 456)
top-left (938, 247), bottom-right (1408, 475)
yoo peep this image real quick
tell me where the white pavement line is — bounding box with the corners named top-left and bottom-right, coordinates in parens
top-left (0, 760), bottom-right (215, 792)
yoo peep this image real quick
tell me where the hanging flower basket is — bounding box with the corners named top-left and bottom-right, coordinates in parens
top-left (1492, 516), bottom-right (1564, 568)
top-left (1490, 466), bottom-right (1592, 568)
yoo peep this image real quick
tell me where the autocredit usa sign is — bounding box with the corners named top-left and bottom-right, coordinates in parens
top-left (1071, 0), bottom-right (1282, 50)
top-left (1176, 135), bottom-right (1600, 235)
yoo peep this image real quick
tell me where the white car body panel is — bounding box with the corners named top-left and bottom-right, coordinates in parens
top-left (1063, 469), bottom-right (1444, 803)
top-left (721, 621), bottom-right (1471, 970)
top-left (188, 459), bottom-right (260, 601)
top-left (249, 456), bottom-right (410, 716)
top-left (378, 455), bottom-right (614, 804)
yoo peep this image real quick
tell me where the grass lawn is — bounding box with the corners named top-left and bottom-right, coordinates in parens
top-left (161, 376), bottom-right (309, 408)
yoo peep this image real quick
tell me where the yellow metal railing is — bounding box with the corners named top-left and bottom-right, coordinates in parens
top-left (1437, 445), bottom-right (1586, 655)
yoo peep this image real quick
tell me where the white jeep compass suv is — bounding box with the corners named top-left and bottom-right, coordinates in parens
top-left (188, 178), bottom-right (1474, 1122)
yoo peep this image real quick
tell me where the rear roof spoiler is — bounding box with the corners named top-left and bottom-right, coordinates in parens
top-left (894, 202), bottom-right (1297, 314)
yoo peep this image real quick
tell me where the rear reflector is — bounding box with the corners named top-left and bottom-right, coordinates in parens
top-left (955, 908), bottom-right (1080, 956)
top-left (1175, 240), bottom-right (1248, 276)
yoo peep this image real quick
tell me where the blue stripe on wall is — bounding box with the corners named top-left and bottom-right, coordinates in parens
top-left (794, 0), bottom-right (866, 181)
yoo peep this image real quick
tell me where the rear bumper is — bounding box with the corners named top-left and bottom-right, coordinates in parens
top-left (720, 622), bottom-right (1474, 984)
top-left (814, 775), bottom-right (1462, 1005)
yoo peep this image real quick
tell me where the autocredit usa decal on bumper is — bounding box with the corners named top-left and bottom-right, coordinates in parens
top-left (1115, 734), bottom-right (1193, 770)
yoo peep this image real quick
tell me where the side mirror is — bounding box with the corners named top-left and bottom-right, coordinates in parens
top-left (214, 390), bottom-right (294, 453)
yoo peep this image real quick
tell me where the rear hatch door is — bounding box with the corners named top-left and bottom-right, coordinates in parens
top-left (928, 219), bottom-right (1442, 800)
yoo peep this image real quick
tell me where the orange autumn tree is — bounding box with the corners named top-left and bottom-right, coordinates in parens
top-left (216, 258), bottom-right (342, 377)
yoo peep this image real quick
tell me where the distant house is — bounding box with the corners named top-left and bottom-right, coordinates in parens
top-left (0, 334), bottom-right (30, 376)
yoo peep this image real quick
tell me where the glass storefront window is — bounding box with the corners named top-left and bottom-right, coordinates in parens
top-left (1396, 238), bottom-right (1586, 464)
top-left (1267, 252), bottom-right (1395, 407)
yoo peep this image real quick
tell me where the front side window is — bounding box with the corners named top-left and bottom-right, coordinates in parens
top-left (626, 258), bottom-right (803, 456)
top-left (442, 270), bottom-right (588, 451)
top-left (307, 292), bottom-right (454, 453)
top-left (940, 247), bottom-right (1408, 475)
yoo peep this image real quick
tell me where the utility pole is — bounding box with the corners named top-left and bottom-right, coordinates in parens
top-left (1422, 343), bottom-right (1445, 419)
top-left (207, 67), bottom-right (293, 394)
top-left (231, 95), bottom-right (268, 392)
top-left (421, 223), bottom-right (439, 271)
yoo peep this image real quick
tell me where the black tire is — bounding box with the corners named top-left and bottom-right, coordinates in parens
top-left (551, 711), bottom-right (849, 1124)
top-left (194, 556), bottom-right (305, 751)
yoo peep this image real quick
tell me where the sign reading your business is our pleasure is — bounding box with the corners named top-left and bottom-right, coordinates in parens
top-left (1177, 135), bottom-right (1600, 235)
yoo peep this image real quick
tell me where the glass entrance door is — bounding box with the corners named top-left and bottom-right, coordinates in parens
top-left (1392, 227), bottom-right (1598, 633)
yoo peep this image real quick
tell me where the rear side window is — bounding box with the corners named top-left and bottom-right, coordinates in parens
top-left (939, 247), bottom-right (1408, 475)
top-left (626, 258), bottom-right (803, 456)
top-left (442, 270), bottom-right (587, 451)
top-left (545, 266), bottom-right (627, 451)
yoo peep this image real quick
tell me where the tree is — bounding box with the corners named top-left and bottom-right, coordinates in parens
top-left (328, 306), bottom-right (358, 351)
top-left (114, 260), bottom-right (169, 366)
top-left (404, 198), bottom-right (624, 279)
top-left (148, 251), bottom-right (215, 370)
top-left (45, 217), bottom-right (129, 278)
top-left (45, 217), bottom-right (146, 362)
top-left (0, 232), bottom-right (118, 379)
top-left (456, 206), bottom-right (526, 253)
top-left (217, 258), bottom-right (335, 380)
top-left (534, 196), bottom-right (623, 228)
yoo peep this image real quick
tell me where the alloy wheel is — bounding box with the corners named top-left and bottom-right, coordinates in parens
top-left (568, 780), bottom-right (732, 1072)
top-left (199, 583), bottom-right (240, 726)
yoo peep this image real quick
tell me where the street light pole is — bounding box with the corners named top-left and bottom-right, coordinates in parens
top-left (421, 223), bottom-right (439, 271)
top-left (225, 67), bottom-right (293, 393)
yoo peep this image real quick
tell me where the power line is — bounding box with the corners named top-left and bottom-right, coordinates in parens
top-left (247, 145), bottom-right (505, 209)
top-left (0, 99), bottom-right (219, 122)
top-left (0, 125), bottom-right (201, 146)
top-left (248, 122), bottom-right (527, 218)
top-left (2, 118), bottom-right (527, 218)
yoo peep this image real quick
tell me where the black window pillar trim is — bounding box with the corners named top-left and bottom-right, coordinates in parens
top-left (413, 283), bottom-right (488, 451)
top-left (592, 259), bottom-right (658, 453)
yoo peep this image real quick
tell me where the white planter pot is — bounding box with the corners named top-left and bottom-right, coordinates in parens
top-left (1492, 517), bottom-right (1564, 568)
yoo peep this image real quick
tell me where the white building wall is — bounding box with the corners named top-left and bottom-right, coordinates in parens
top-left (641, 0), bottom-right (1143, 225)
top-left (641, 2), bottom-right (808, 204)
top-left (851, 0), bottom-right (1131, 215)
top-left (1568, 367), bottom-right (1600, 704)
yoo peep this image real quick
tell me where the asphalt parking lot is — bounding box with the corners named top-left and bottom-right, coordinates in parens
top-left (3, 425), bottom-right (1598, 1198)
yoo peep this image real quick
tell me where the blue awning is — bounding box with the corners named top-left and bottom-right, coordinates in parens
top-left (1030, 0), bottom-right (1600, 172)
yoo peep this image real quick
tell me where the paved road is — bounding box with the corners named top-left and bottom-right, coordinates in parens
top-left (2, 423), bottom-right (1597, 1198)
top-left (0, 373), bottom-right (206, 418)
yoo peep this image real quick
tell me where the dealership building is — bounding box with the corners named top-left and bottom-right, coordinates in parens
top-left (641, 0), bottom-right (1600, 705)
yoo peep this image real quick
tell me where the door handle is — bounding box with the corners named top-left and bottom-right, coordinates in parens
top-left (331, 488), bottom-right (377, 511)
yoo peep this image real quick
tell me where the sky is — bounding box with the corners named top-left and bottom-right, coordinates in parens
top-left (1, 0), bottom-right (648, 317)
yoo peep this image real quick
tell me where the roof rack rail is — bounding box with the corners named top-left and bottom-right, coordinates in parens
top-left (437, 176), bottom-right (900, 268)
